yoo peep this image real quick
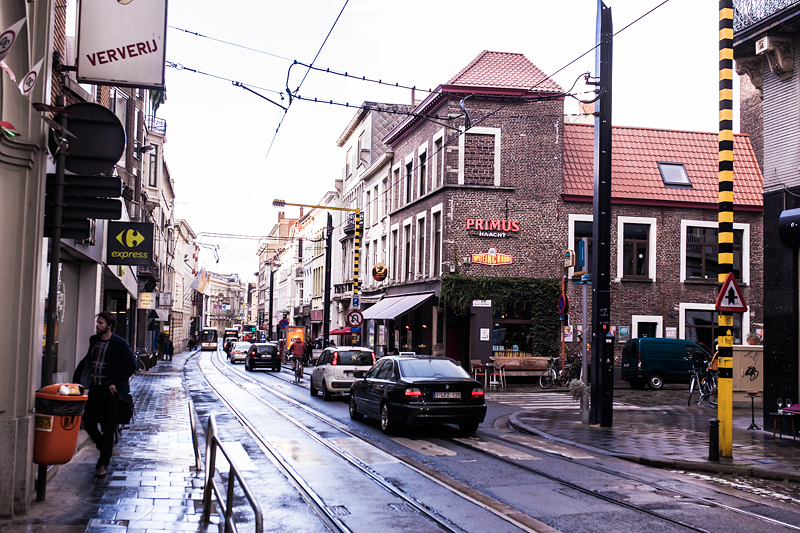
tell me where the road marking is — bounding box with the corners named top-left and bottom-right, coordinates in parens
top-left (269, 439), bottom-right (326, 466)
top-left (503, 434), bottom-right (595, 459)
top-left (453, 437), bottom-right (540, 460)
top-left (392, 438), bottom-right (458, 456)
top-left (334, 437), bottom-right (399, 464)
top-left (216, 441), bottom-right (259, 471)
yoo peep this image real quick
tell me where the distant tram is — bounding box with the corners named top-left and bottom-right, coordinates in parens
top-left (223, 328), bottom-right (239, 341)
top-left (200, 327), bottom-right (219, 351)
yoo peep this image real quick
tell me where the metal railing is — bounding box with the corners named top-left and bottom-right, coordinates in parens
top-left (201, 415), bottom-right (263, 533)
top-left (734, 0), bottom-right (800, 31)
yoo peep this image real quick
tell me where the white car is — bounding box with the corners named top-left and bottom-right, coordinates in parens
top-left (230, 341), bottom-right (252, 363)
top-left (310, 346), bottom-right (376, 401)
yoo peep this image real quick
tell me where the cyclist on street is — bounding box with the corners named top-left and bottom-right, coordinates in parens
top-left (288, 336), bottom-right (306, 368)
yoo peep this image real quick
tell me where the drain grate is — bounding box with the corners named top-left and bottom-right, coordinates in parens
top-left (388, 502), bottom-right (418, 513)
top-left (326, 505), bottom-right (351, 516)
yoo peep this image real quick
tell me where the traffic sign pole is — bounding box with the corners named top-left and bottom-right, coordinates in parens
top-left (352, 210), bottom-right (361, 347)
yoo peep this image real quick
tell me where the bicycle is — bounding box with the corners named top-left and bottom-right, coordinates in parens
top-left (686, 354), bottom-right (718, 407)
top-left (292, 355), bottom-right (304, 382)
top-left (539, 355), bottom-right (581, 389)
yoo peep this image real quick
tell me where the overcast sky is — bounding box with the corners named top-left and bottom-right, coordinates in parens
top-left (159, 0), bottom-right (735, 283)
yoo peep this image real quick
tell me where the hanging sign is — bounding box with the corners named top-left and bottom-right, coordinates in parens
top-left (107, 222), bottom-right (153, 265)
top-left (472, 248), bottom-right (513, 265)
top-left (372, 263), bottom-right (388, 281)
top-left (77, 0), bottom-right (167, 89)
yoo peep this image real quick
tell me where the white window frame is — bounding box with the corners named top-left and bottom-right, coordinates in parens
top-left (432, 128), bottom-right (445, 189)
top-left (458, 126), bottom-right (501, 186)
top-left (568, 213), bottom-right (593, 278)
top-left (391, 165), bottom-right (401, 212)
top-left (679, 303), bottom-right (750, 345)
top-left (390, 223), bottom-right (399, 281)
top-left (631, 315), bottom-right (663, 339)
top-left (418, 142), bottom-right (429, 198)
top-left (404, 154), bottom-right (414, 205)
top-left (430, 203), bottom-right (444, 277)
top-left (403, 218), bottom-right (413, 281)
top-left (679, 220), bottom-right (750, 285)
top-left (616, 216), bottom-right (657, 282)
top-left (381, 174), bottom-right (389, 219)
top-left (416, 212), bottom-right (427, 278)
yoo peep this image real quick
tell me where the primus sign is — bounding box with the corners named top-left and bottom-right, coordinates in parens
top-left (77, 0), bottom-right (167, 89)
top-left (466, 218), bottom-right (520, 238)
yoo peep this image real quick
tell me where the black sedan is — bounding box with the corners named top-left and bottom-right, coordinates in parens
top-left (245, 342), bottom-right (281, 371)
top-left (348, 355), bottom-right (486, 434)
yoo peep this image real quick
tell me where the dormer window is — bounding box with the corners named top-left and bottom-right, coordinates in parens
top-left (657, 161), bottom-right (691, 187)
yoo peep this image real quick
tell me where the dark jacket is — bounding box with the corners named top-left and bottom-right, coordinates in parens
top-left (72, 334), bottom-right (137, 395)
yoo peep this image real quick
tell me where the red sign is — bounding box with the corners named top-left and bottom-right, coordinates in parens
top-left (715, 272), bottom-right (748, 312)
top-left (472, 248), bottom-right (513, 265)
top-left (466, 219), bottom-right (520, 232)
top-left (346, 310), bottom-right (364, 328)
top-left (372, 263), bottom-right (388, 281)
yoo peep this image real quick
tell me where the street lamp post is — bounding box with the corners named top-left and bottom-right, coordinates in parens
top-left (267, 256), bottom-right (279, 341)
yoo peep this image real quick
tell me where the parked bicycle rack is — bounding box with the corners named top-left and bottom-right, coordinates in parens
top-left (201, 415), bottom-right (263, 533)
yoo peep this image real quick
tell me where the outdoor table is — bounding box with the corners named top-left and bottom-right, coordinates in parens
top-left (744, 392), bottom-right (760, 430)
top-left (769, 411), bottom-right (798, 444)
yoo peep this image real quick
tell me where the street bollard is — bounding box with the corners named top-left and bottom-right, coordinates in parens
top-left (709, 419), bottom-right (720, 461)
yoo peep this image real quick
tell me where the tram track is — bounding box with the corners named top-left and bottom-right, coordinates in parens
top-left (199, 350), bottom-right (489, 533)
top-left (195, 349), bottom-right (792, 532)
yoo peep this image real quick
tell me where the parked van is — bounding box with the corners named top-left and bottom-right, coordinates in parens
top-left (621, 338), bottom-right (711, 390)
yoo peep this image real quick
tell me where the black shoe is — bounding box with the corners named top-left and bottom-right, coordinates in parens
top-left (95, 464), bottom-right (108, 477)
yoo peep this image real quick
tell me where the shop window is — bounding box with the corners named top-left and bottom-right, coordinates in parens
top-left (682, 221), bottom-right (747, 283)
top-left (492, 319), bottom-right (534, 356)
top-left (617, 217), bottom-right (656, 281)
top-left (681, 307), bottom-right (743, 349)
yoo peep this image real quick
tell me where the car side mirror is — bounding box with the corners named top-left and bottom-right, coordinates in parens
top-left (354, 370), bottom-right (366, 379)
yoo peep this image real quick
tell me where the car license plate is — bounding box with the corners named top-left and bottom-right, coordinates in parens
top-left (344, 371), bottom-right (353, 377)
top-left (434, 392), bottom-right (461, 399)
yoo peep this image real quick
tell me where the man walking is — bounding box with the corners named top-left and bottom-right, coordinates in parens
top-left (73, 312), bottom-right (137, 477)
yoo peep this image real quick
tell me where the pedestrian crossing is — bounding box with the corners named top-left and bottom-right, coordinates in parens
top-left (485, 391), bottom-right (642, 410)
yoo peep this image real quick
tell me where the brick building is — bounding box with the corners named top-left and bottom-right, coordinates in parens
top-left (356, 50), bottom-right (763, 371)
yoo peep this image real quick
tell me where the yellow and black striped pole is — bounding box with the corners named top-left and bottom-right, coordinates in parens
top-left (717, 0), bottom-right (734, 458)
top-left (352, 209), bottom-right (361, 346)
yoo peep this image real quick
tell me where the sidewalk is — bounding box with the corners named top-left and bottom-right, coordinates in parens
top-left (0, 351), bottom-right (218, 533)
top-left (508, 391), bottom-right (800, 482)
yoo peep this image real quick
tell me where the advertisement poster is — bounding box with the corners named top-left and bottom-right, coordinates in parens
top-left (618, 326), bottom-right (630, 343)
top-left (563, 325), bottom-right (574, 342)
top-left (367, 320), bottom-right (375, 348)
top-left (378, 325), bottom-right (386, 346)
top-left (286, 326), bottom-right (305, 345)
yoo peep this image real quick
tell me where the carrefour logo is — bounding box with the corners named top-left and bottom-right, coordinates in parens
top-left (116, 229), bottom-right (145, 248)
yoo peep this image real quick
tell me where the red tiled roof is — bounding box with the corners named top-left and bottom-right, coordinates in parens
top-left (446, 51), bottom-right (562, 93)
top-left (563, 123), bottom-right (763, 208)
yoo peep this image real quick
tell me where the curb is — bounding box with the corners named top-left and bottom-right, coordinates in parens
top-left (508, 412), bottom-right (800, 483)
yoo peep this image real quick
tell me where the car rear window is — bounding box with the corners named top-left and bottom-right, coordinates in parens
top-left (399, 359), bottom-right (469, 378)
top-left (255, 345), bottom-right (276, 355)
top-left (337, 351), bottom-right (374, 366)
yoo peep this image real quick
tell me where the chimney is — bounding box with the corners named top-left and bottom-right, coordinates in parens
top-left (278, 212), bottom-right (284, 221)
top-left (299, 207), bottom-right (304, 217)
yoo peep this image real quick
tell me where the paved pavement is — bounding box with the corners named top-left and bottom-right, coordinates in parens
top-left (500, 383), bottom-right (800, 482)
top-left (0, 351), bottom-right (218, 533)
top-left (3, 353), bottom-right (799, 531)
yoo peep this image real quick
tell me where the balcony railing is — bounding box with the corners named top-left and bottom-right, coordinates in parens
top-left (734, 0), bottom-right (800, 31)
top-left (343, 213), bottom-right (356, 234)
top-left (146, 115), bottom-right (167, 135)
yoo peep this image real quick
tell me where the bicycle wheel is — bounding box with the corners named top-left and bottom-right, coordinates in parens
top-left (539, 368), bottom-right (556, 389)
top-left (704, 377), bottom-right (718, 407)
top-left (687, 374), bottom-right (697, 406)
top-left (295, 362), bottom-right (303, 381)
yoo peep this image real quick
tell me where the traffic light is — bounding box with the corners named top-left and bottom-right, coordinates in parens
top-left (44, 174), bottom-right (123, 240)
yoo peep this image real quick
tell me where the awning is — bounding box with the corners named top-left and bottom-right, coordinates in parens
top-left (329, 327), bottom-right (351, 335)
top-left (362, 293), bottom-right (434, 320)
top-left (149, 309), bottom-right (170, 321)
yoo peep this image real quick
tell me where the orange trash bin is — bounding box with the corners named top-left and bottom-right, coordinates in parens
top-left (33, 384), bottom-right (88, 465)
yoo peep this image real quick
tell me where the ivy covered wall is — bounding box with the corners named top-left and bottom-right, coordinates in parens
top-left (439, 275), bottom-right (561, 356)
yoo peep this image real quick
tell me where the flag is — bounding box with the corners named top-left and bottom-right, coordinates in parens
top-left (1, 59), bottom-right (16, 82)
top-left (189, 268), bottom-right (211, 294)
top-left (18, 57), bottom-right (43, 98)
top-left (0, 17), bottom-right (27, 63)
top-left (149, 88), bottom-right (166, 114)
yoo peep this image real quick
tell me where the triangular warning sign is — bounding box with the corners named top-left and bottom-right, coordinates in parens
top-left (715, 272), bottom-right (748, 312)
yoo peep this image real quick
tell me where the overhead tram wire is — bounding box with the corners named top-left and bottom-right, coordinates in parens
top-left (292, 0), bottom-right (350, 95)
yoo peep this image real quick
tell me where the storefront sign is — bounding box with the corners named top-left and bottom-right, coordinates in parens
top-left (107, 222), bottom-right (153, 265)
top-left (472, 248), bottom-right (513, 265)
top-left (466, 218), bottom-right (519, 238)
top-left (139, 292), bottom-right (156, 309)
top-left (472, 300), bottom-right (492, 307)
top-left (77, 0), bottom-right (168, 89)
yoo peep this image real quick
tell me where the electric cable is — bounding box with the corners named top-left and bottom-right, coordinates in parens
top-left (292, 0), bottom-right (349, 94)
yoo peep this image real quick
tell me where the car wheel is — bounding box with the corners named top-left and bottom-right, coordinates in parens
top-left (245, 360), bottom-right (252, 372)
top-left (321, 381), bottom-right (332, 401)
top-left (380, 402), bottom-right (395, 434)
top-left (274, 364), bottom-right (280, 372)
top-left (459, 422), bottom-right (479, 434)
top-left (647, 373), bottom-right (664, 390)
top-left (309, 377), bottom-right (317, 397)
top-left (629, 380), bottom-right (646, 390)
top-left (349, 395), bottom-right (363, 420)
